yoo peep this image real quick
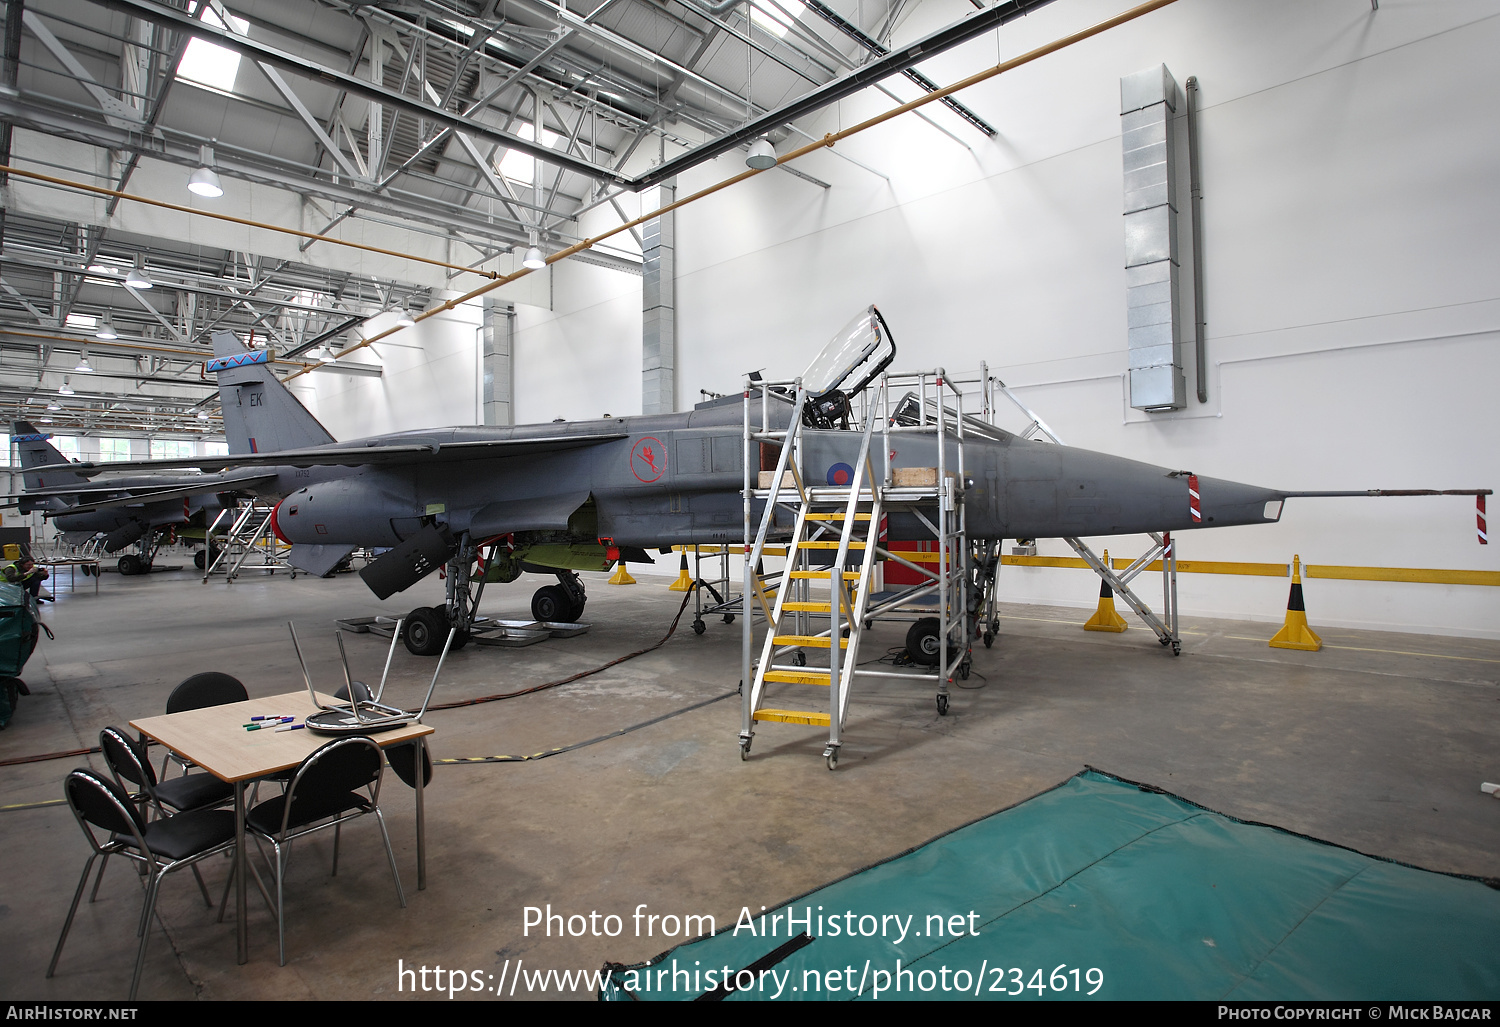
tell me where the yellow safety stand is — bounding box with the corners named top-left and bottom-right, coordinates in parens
top-left (608, 561), bottom-right (636, 585)
top-left (1083, 549), bottom-right (1129, 632)
top-left (1269, 554), bottom-right (1322, 651)
top-left (668, 553), bottom-right (694, 592)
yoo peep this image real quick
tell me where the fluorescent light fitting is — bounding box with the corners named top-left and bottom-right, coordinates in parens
top-left (746, 138), bottom-right (778, 170)
top-left (523, 247), bottom-right (546, 269)
top-left (95, 317), bottom-right (118, 340)
top-left (125, 257), bottom-right (152, 289)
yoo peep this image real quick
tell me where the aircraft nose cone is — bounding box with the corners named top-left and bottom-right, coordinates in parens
top-left (1192, 474), bottom-right (1286, 526)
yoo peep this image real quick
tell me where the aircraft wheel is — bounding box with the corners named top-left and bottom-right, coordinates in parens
top-left (567, 597), bottom-right (587, 622)
top-left (194, 550), bottom-right (206, 569)
top-left (402, 606), bottom-right (448, 657)
top-left (531, 585), bottom-right (571, 622)
top-left (692, 618), bottom-right (706, 635)
top-left (905, 617), bottom-right (942, 666)
top-left (450, 626), bottom-right (471, 651)
top-left (118, 555), bottom-right (142, 576)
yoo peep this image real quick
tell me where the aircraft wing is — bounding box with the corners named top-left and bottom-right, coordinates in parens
top-left (5, 468), bottom-right (272, 501)
top-left (67, 433), bottom-right (629, 477)
top-left (39, 475), bottom-right (277, 515)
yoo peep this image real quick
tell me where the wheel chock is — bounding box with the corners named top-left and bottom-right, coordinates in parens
top-left (667, 553), bottom-right (694, 592)
top-left (608, 560), bottom-right (636, 585)
top-left (1083, 549), bottom-right (1128, 632)
top-left (1269, 554), bottom-right (1322, 651)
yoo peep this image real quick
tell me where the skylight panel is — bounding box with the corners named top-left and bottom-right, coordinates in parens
top-left (177, 7), bottom-right (250, 93)
top-left (497, 123), bottom-right (563, 186)
top-left (750, 0), bottom-right (807, 39)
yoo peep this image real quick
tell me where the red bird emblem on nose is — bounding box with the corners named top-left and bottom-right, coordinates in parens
top-left (630, 437), bottom-right (666, 482)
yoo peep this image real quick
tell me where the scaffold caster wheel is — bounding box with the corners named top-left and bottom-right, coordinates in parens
top-left (825, 749), bottom-right (839, 771)
top-left (723, 613), bottom-right (735, 624)
top-left (740, 740), bottom-right (751, 761)
top-left (791, 650), bottom-right (806, 667)
top-left (983, 631), bottom-right (994, 648)
top-left (1160, 635), bottom-right (1172, 647)
top-left (958, 659), bottom-right (971, 681)
top-left (1172, 640), bottom-right (1182, 656)
top-left (936, 694), bottom-right (950, 716)
top-left (692, 618), bottom-right (706, 635)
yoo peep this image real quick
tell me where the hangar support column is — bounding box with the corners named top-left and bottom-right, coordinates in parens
top-left (642, 180), bottom-right (675, 414)
top-left (482, 297), bottom-right (515, 426)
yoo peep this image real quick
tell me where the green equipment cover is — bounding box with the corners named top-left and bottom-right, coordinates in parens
top-left (601, 769), bottom-right (1500, 1001)
top-left (0, 581), bottom-right (38, 727)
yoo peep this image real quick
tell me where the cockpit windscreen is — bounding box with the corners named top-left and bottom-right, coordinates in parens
top-left (800, 305), bottom-right (896, 400)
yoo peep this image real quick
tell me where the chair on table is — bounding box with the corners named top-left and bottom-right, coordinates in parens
top-left (246, 735), bottom-right (406, 966)
top-left (158, 672), bottom-right (248, 778)
top-left (334, 680), bottom-right (431, 791)
top-left (99, 726), bottom-right (235, 906)
top-left (48, 768), bottom-right (236, 1000)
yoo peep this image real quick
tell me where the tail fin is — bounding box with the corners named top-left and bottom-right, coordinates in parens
top-left (9, 421), bottom-right (86, 513)
top-left (209, 331), bottom-right (336, 454)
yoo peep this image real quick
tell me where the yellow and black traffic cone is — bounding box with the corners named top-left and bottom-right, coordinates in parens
top-left (608, 560), bottom-right (636, 585)
top-left (1083, 550), bottom-right (1128, 632)
top-left (668, 552), bottom-right (694, 592)
top-left (1269, 554), bottom-right (1322, 651)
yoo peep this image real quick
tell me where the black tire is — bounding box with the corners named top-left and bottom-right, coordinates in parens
top-left (403, 606), bottom-right (448, 657)
top-left (531, 585), bottom-right (571, 622)
top-left (450, 627), bottom-right (471, 651)
top-left (567, 597), bottom-right (586, 622)
top-left (194, 550), bottom-right (206, 569)
top-left (906, 617), bottom-right (943, 666)
top-left (692, 619), bottom-right (706, 635)
top-left (118, 555), bottom-right (142, 576)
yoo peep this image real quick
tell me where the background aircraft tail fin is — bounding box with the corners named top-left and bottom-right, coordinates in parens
top-left (9, 420), bottom-right (86, 512)
top-left (209, 331), bottom-right (336, 454)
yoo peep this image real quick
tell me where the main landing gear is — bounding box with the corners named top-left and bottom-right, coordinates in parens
top-left (400, 533), bottom-right (588, 656)
top-left (531, 571), bottom-right (586, 623)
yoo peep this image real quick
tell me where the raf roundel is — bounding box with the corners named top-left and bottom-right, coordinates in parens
top-left (827, 462), bottom-right (855, 486)
top-left (630, 437), bottom-right (667, 483)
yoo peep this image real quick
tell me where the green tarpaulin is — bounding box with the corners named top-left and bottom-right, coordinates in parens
top-left (602, 770), bottom-right (1500, 1001)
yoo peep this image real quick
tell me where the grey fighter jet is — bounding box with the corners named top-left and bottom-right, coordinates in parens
top-left (8, 424), bottom-right (270, 574)
top-left (52, 309), bottom-right (1306, 654)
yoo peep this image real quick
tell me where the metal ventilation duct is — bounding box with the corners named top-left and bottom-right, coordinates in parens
top-left (1121, 65), bottom-right (1186, 412)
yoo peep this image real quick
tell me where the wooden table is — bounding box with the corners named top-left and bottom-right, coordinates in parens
top-left (131, 690), bottom-right (433, 964)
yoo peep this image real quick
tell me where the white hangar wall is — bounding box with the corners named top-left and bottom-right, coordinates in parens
top-left (521, 0), bottom-right (1500, 637)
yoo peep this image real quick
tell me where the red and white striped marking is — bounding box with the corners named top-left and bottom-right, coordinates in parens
top-left (1479, 494), bottom-right (1488, 545)
top-left (1188, 474), bottom-right (1201, 523)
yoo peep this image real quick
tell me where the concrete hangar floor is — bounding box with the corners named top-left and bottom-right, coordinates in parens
top-left (2, 562), bottom-right (1497, 1001)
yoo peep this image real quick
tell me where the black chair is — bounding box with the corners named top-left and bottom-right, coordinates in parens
top-left (99, 726), bottom-right (235, 907)
top-left (101, 726), bottom-right (234, 818)
top-left (48, 768), bottom-right (236, 1000)
top-left (159, 672), bottom-right (249, 777)
top-left (332, 682), bottom-right (431, 794)
top-left (246, 735), bottom-right (405, 965)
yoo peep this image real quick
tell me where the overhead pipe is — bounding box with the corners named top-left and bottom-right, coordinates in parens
top-left (0, 327), bottom-right (315, 367)
top-left (0, 164), bottom-right (506, 281)
top-left (309, 0), bottom-right (1182, 376)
